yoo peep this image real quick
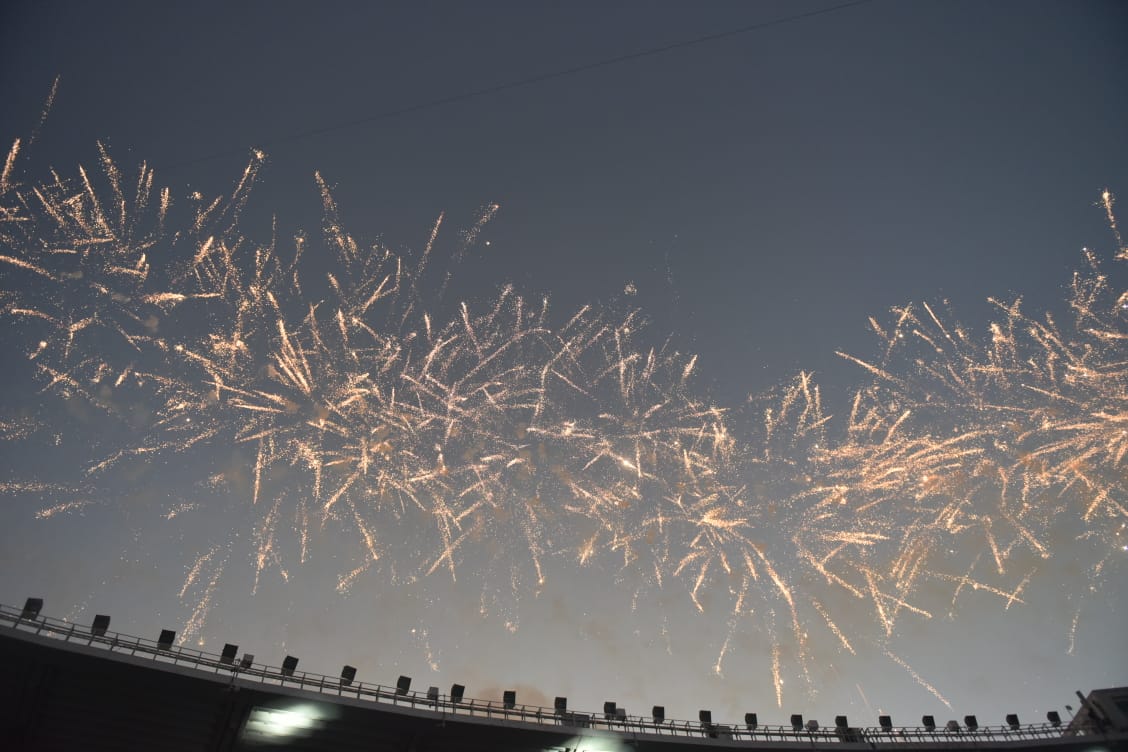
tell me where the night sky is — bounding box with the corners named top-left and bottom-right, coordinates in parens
top-left (2, 0), bottom-right (1126, 732)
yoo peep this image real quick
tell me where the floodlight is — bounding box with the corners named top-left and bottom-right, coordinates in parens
top-left (220, 643), bottom-right (238, 664)
top-left (340, 665), bottom-right (356, 685)
top-left (699, 710), bottom-right (712, 725)
top-left (615, 708), bottom-right (626, 721)
top-left (1047, 711), bottom-right (1061, 728)
top-left (652, 705), bottom-right (665, 723)
top-left (964, 715), bottom-right (978, 731)
top-left (879, 715), bottom-right (893, 731)
top-left (281, 655), bottom-right (298, 676)
top-left (604, 701), bottom-right (617, 719)
top-left (239, 653), bottom-right (254, 669)
top-left (91, 614), bottom-right (110, 637)
top-left (21, 597), bottom-right (43, 620)
top-left (503, 690), bottom-right (516, 709)
top-left (923, 715), bottom-right (936, 731)
top-left (791, 714), bottom-right (803, 731)
top-left (450, 684), bottom-right (465, 704)
top-left (835, 715), bottom-right (849, 730)
top-left (157, 629), bottom-right (176, 650)
top-left (806, 719), bottom-right (819, 732)
top-left (946, 720), bottom-right (960, 732)
top-left (555, 697), bottom-right (567, 713)
top-left (427, 686), bottom-right (439, 703)
top-left (1006, 713), bottom-right (1020, 730)
top-left (396, 675), bottom-right (411, 695)
top-left (744, 713), bottom-right (758, 730)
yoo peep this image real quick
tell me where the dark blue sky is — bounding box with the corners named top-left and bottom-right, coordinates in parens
top-left (5, 0), bottom-right (1125, 397)
top-left (1, 0), bottom-right (1126, 729)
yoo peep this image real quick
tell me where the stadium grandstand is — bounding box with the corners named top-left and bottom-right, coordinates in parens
top-left (3, 598), bottom-right (1126, 751)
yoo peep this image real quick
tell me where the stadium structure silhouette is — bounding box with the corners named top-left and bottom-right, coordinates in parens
top-left (3, 598), bottom-right (1125, 751)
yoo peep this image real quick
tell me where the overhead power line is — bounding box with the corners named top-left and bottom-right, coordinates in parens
top-left (166, 0), bottom-right (873, 171)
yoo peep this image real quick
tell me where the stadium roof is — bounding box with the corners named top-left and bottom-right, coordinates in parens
top-left (3, 599), bottom-right (1125, 751)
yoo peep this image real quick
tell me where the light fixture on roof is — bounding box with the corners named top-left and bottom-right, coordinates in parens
top-left (157, 629), bottom-right (176, 650)
top-left (652, 706), bottom-right (665, 723)
top-left (340, 665), bottom-right (356, 686)
top-left (91, 614), bottom-right (110, 637)
top-left (835, 715), bottom-right (848, 730)
top-left (450, 684), bottom-right (465, 704)
top-left (964, 715), bottom-right (978, 731)
top-left (281, 655), bottom-right (299, 677)
top-left (1006, 713), bottom-right (1020, 730)
top-left (946, 720), bottom-right (960, 732)
top-left (790, 714), bottom-right (803, 731)
top-left (806, 719), bottom-right (819, 732)
top-left (427, 686), bottom-right (439, 704)
top-left (220, 643), bottom-right (238, 665)
top-left (604, 701), bottom-right (617, 720)
top-left (922, 715), bottom-right (936, 731)
top-left (699, 710), bottom-right (713, 726)
top-left (744, 713), bottom-right (758, 730)
top-left (555, 697), bottom-right (567, 714)
top-left (1047, 711), bottom-right (1062, 728)
top-left (396, 676), bottom-right (411, 695)
top-left (240, 653), bottom-right (255, 669)
top-left (879, 715), bottom-right (893, 732)
top-left (503, 690), bottom-right (516, 709)
top-left (21, 597), bottom-right (43, 620)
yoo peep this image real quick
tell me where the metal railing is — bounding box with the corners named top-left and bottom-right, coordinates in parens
top-left (0, 602), bottom-right (1100, 745)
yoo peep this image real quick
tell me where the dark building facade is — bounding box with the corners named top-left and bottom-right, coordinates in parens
top-left (2, 600), bottom-right (1125, 752)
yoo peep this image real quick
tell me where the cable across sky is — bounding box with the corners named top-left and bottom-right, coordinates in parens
top-left (160, 0), bottom-right (874, 171)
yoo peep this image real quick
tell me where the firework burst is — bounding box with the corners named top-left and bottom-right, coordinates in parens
top-left (3, 117), bottom-right (1124, 709)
